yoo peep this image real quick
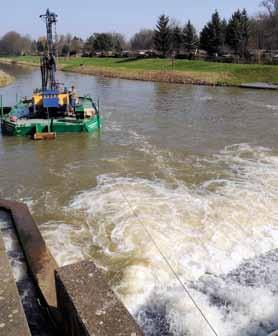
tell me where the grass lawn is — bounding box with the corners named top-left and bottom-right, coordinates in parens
top-left (2, 56), bottom-right (278, 86)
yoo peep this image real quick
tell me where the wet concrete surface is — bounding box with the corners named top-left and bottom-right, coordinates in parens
top-left (56, 260), bottom-right (144, 336)
top-left (0, 222), bottom-right (31, 336)
top-left (1, 201), bottom-right (144, 335)
top-left (0, 209), bottom-right (55, 336)
top-left (0, 200), bottom-right (58, 309)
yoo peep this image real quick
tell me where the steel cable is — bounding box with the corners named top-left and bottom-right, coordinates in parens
top-left (116, 185), bottom-right (219, 336)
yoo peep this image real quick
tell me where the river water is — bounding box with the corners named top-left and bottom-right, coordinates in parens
top-left (1, 63), bottom-right (278, 336)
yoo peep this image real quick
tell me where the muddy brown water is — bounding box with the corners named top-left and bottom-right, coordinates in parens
top-left (1, 63), bottom-right (278, 336)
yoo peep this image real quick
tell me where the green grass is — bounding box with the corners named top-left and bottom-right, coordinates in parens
top-left (3, 56), bottom-right (278, 86)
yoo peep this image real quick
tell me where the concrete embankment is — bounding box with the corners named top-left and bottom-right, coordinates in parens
top-left (0, 200), bottom-right (143, 335)
top-left (0, 217), bottom-right (31, 336)
top-left (56, 261), bottom-right (143, 335)
top-left (0, 207), bottom-right (55, 336)
top-left (0, 70), bottom-right (14, 87)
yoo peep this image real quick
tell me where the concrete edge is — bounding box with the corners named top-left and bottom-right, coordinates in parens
top-left (55, 260), bottom-right (144, 336)
top-left (0, 199), bottom-right (58, 309)
top-left (0, 211), bottom-right (31, 336)
top-left (0, 200), bottom-right (144, 335)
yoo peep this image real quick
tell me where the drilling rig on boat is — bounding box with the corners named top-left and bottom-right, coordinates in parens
top-left (1, 9), bottom-right (102, 138)
top-left (40, 9), bottom-right (58, 92)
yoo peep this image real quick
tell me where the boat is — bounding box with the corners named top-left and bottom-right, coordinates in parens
top-left (0, 9), bottom-right (101, 139)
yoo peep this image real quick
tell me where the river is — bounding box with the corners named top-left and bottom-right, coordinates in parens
top-left (0, 63), bottom-right (278, 336)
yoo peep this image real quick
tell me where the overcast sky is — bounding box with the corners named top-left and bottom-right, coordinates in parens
top-left (0, 0), bottom-right (262, 39)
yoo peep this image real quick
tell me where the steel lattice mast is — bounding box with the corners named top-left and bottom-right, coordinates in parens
top-left (40, 9), bottom-right (58, 91)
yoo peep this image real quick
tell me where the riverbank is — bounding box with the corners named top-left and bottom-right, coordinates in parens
top-left (1, 56), bottom-right (278, 87)
top-left (0, 69), bottom-right (14, 87)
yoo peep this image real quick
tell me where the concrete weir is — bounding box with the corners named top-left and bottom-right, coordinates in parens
top-left (56, 261), bottom-right (143, 335)
top-left (0, 199), bottom-right (143, 336)
top-left (0, 220), bottom-right (31, 336)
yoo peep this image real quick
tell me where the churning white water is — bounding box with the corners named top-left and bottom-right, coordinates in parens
top-left (2, 66), bottom-right (278, 336)
top-left (41, 144), bottom-right (278, 336)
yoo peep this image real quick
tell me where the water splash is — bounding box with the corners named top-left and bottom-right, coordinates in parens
top-left (42, 144), bottom-right (278, 335)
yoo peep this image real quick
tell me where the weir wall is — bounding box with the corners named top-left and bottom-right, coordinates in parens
top-left (0, 200), bottom-right (143, 336)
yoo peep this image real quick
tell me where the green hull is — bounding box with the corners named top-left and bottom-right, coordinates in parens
top-left (1, 116), bottom-right (101, 136)
top-left (1, 96), bottom-right (102, 137)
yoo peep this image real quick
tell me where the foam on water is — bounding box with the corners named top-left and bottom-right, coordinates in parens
top-left (40, 221), bottom-right (86, 266)
top-left (42, 143), bottom-right (278, 335)
top-left (266, 105), bottom-right (278, 111)
top-left (200, 96), bottom-right (213, 102)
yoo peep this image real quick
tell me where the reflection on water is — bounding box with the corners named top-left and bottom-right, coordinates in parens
top-left (1, 64), bottom-right (278, 335)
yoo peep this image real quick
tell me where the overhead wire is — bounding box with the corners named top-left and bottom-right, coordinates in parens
top-left (116, 184), bottom-right (219, 336)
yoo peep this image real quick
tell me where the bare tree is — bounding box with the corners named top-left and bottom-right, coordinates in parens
top-left (70, 36), bottom-right (84, 55)
top-left (258, 0), bottom-right (278, 49)
top-left (0, 31), bottom-right (32, 55)
top-left (130, 29), bottom-right (154, 50)
top-left (261, 0), bottom-right (278, 15)
top-left (56, 35), bottom-right (66, 55)
top-left (20, 35), bottom-right (32, 55)
top-left (111, 33), bottom-right (127, 53)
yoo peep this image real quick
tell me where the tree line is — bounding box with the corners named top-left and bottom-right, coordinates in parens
top-left (0, 0), bottom-right (277, 62)
top-left (0, 32), bottom-right (128, 57)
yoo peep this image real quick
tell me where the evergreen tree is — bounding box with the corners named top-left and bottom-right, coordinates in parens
top-left (93, 33), bottom-right (113, 52)
top-left (83, 35), bottom-right (95, 55)
top-left (220, 19), bottom-right (228, 49)
top-left (183, 20), bottom-right (199, 52)
top-left (200, 11), bottom-right (223, 55)
top-left (154, 14), bottom-right (171, 57)
top-left (114, 38), bottom-right (123, 53)
top-left (226, 9), bottom-right (250, 57)
top-left (172, 25), bottom-right (183, 54)
top-left (36, 38), bottom-right (46, 53)
top-left (61, 44), bottom-right (70, 56)
top-left (241, 9), bottom-right (250, 54)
